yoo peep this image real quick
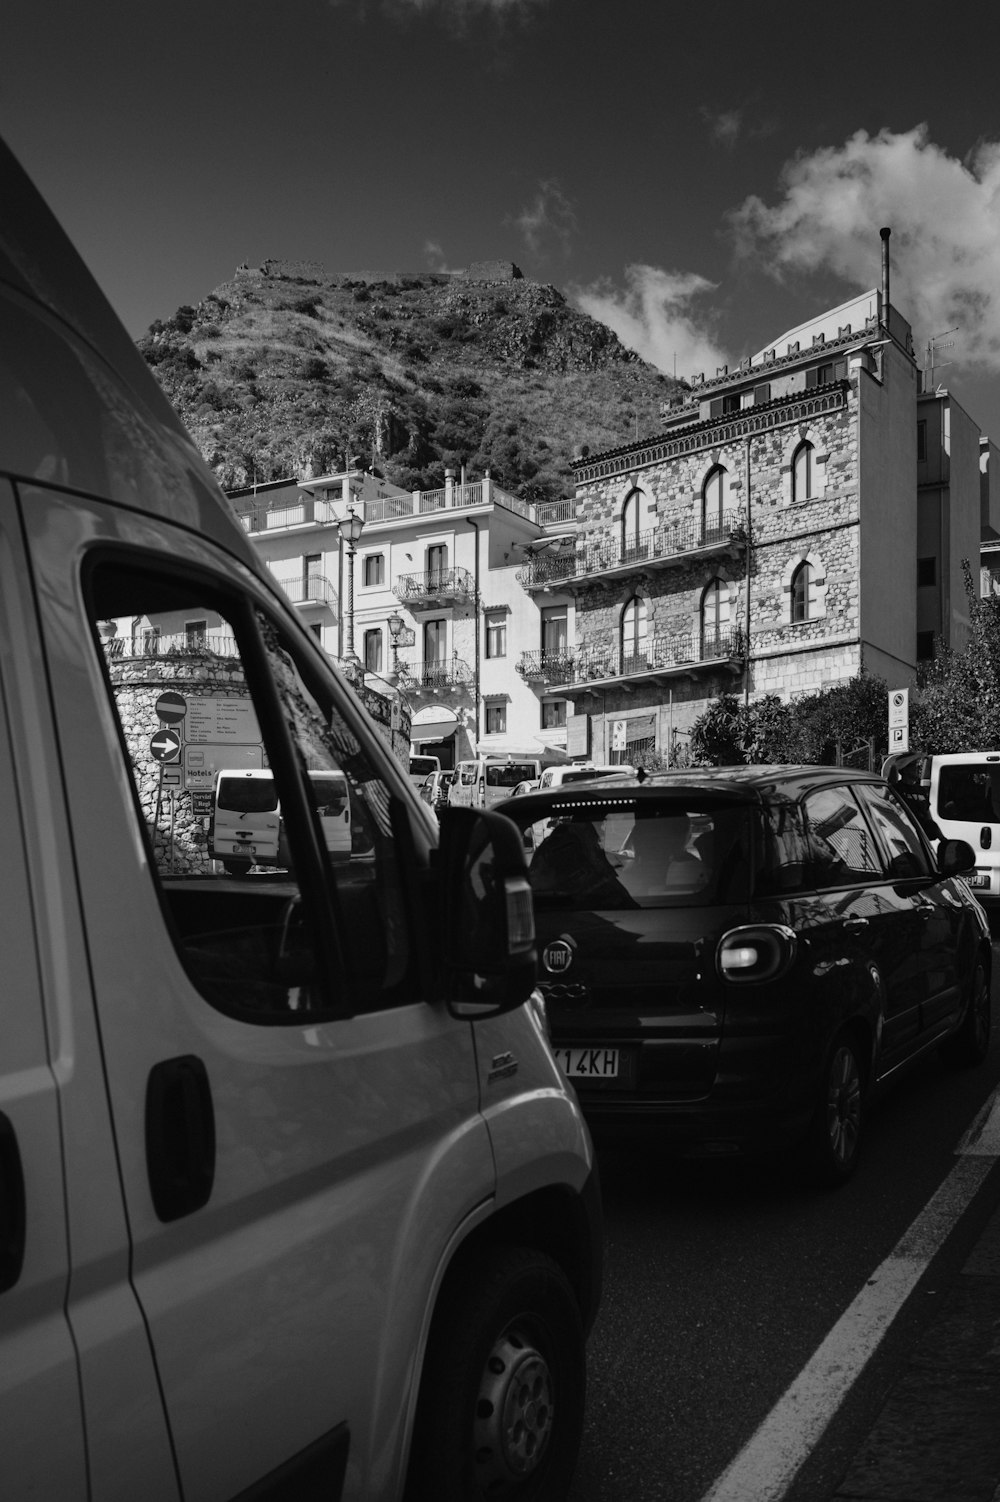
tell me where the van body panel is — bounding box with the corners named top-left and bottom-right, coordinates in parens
top-left (23, 484), bottom-right (502, 1500)
top-left (0, 480), bottom-right (180, 1500)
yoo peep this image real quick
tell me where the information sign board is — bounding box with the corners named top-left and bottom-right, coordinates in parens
top-left (184, 741), bottom-right (263, 792)
top-left (185, 696), bottom-right (261, 745)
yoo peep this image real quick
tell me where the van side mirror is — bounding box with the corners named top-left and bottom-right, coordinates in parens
top-left (937, 838), bottom-right (976, 877)
top-left (436, 808), bottom-right (537, 1017)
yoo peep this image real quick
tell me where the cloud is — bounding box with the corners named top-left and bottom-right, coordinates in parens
top-left (731, 124), bottom-right (1000, 372)
top-left (570, 264), bottom-right (730, 383)
top-left (511, 179), bottom-right (578, 259)
top-left (703, 107), bottom-right (743, 149)
top-left (423, 240), bottom-right (463, 274)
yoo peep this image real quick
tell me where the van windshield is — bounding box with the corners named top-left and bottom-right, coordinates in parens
top-left (486, 762), bottom-right (537, 788)
top-left (217, 778), bottom-right (278, 813)
top-left (409, 757), bottom-right (438, 778)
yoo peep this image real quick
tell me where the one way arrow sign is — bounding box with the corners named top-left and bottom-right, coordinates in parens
top-left (149, 727), bottom-right (181, 762)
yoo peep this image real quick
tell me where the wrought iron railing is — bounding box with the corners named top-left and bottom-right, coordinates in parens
top-left (397, 657), bottom-right (474, 690)
top-left (515, 649), bottom-right (575, 683)
top-left (516, 510), bottom-right (745, 589)
top-left (393, 566), bottom-right (476, 604)
top-left (102, 633), bottom-right (242, 660)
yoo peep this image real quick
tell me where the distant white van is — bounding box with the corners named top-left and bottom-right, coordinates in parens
top-left (538, 763), bottom-right (635, 791)
top-left (210, 768), bottom-right (352, 874)
top-left (408, 752), bottom-right (441, 796)
top-left (450, 756), bottom-right (542, 809)
top-left (884, 750), bottom-right (1000, 912)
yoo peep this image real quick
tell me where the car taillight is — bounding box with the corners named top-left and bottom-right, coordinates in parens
top-left (716, 925), bottom-right (797, 983)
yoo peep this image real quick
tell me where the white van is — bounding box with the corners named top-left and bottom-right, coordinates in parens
top-left (884, 750), bottom-right (1000, 912)
top-left (451, 756), bottom-right (543, 809)
top-left (210, 768), bottom-right (353, 873)
top-left (538, 762), bottom-right (635, 791)
top-left (408, 751), bottom-right (441, 795)
top-left (0, 136), bottom-right (601, 1502)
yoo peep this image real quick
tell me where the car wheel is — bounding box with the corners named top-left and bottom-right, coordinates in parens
top-left (405, 1247), bottom-right (585, 1502)
top-left (802, 1033), bottom-right (864, 1187)
top-left (221, 859), bottom-right (251, 877)
top-left (942, 957), bottom-right (991, 1067)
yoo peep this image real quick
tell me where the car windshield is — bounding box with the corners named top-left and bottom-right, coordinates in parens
top-left (505, 794), bottom-right (755, 909)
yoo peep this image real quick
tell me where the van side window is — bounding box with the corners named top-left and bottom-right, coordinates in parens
top-left (86, 562), bottom-right (410, 1021)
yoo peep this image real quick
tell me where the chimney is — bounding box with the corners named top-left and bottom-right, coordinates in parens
top-left (880, 227), bottom-right (891, 332)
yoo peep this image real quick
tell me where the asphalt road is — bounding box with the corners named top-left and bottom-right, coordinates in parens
top-left (569, 950), bottom-right (1000, 1502)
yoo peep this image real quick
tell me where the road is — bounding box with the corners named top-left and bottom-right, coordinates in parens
top-left (569, 951), bottom-right (1000, 1502)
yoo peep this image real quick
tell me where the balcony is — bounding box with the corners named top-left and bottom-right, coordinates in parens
top-left (393, 566), bottom-right (476, 609)
top-left (516, 649), bottom-right (576, 685)
top-left (363, 476), bottom-right (532, 524)
top-left (236, 495), bottom-right (338, 533)
top-left (571, 628), bottom-right (744, 688)
top-left (517, 510), bottom-right (746, 593)
top-left (279, 574), bottom-right (337, 608)
top-left (396, 657), bottom-right (474, 697)
top-left (517, 628), bottom-right (744, 692)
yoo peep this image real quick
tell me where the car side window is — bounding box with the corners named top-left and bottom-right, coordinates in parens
top-left (755, 798), bottom-right (810, 896)
top-left (86, 559), bottom-right (410, 1021)
top-left (855, 782), bottom-right (933, 880)
top-left (803, 784), bottom-right (884, 886)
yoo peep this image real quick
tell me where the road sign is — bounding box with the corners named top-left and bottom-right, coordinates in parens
top-left (155, 690), bottom-right (188, 724)
top-left (888, 689), bottom-right (909, 729)
top-left (150, 727), bottom-right (182, 762)
top-left (611, 720), bottom-right (627, 751)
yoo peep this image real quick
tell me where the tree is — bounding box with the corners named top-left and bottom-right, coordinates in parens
top-left (689, 676), bottom-right (889, 768)
top-left (911, 563), bottom-right (1000, 752)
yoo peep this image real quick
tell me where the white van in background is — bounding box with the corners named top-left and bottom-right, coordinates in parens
top-left (210, 768), bottom-right (354, 873)
top-left (927, 753), bottom-right (1000, 913)
top-left (408, 752), bottom-right (441, 796)
top-left (451, 756), bottom-right (542, 809)
top-left (884, 750), bottom-right (1000, 914)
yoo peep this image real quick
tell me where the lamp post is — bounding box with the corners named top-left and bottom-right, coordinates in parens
top-left (337, 506), bottom-right (365, 666)
top-left (387, 609), bottom-right (405, 678)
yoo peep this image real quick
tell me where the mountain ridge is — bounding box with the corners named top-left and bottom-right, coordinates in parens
top-left (138, 258), bottom-right (683, 503)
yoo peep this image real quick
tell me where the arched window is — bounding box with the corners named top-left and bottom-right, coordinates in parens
top-left (621, 596), bottom-right (648, 672)
top-left (701, 576), bottom-right (730, 656)
top-left (621, 490), bottom-right (645, 561)
top-left (791, 560), bottom-right (816, 622)
top-left (792, 441), bottom-right (813, 504)
top-left (702, 466), bottom-right (728, 537)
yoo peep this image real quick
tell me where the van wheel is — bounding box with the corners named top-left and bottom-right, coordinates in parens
top-left (801, 1033), bottom-right (864, 1187)
top-left (406, 1247), bottom-right (585, 1502)
top-left (222, 859), bottom-right (251, 877)
top-left (943, 957), bottom-right (991, 1067)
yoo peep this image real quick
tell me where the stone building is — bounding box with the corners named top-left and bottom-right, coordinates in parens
top-left (515, 264), bottom-right (994, 765)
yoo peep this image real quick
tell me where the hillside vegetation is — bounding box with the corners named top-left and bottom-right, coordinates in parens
top-left (138, 259), bottom-right (680, 502)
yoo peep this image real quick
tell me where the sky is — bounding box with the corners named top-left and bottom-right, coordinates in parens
top-left (6, 0), bottom-right (1000, 440)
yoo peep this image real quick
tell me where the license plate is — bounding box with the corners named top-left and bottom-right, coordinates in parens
top-left (553, 1046), bottom-right (619, 1079)
top-left (967, 873), bottom-right (990, 889)
top-left (230, 843), bottom-right (256, 855)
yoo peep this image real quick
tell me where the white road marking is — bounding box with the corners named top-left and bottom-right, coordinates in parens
top-left (698, 1111), bottom-right (999, 1502)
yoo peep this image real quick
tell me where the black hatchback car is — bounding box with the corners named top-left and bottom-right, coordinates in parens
top-left (498, 766), bottom-right (992, 1183)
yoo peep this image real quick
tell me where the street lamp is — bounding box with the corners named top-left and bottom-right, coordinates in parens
top-left (337, 506), bottom-right (365, 664)
top-left (387, 609), bottom-right (405, 678)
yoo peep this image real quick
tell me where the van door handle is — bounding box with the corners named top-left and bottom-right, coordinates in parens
top-left (842, 915), bottom-right (869, 930)
top-left (145, 1056), bottom-right (216, 1222)
top-left (0, 1112), bottom-right (26, 1292)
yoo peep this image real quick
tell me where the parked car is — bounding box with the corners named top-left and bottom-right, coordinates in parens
top-left (498, 765), bottom-right (991, 1184)
top-left (884, 750), bottom-right (1000, 915)
top-left (419, 767), bottom-right (452, 813)
top-left (0, 134), bottom-right (602, 1502)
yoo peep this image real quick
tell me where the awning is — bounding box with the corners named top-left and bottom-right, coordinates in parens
top-left (410, 706), bottom-right (458, 742)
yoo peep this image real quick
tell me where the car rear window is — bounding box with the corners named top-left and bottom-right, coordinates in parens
top-left (216, 777), bottom-right (279, 813)
top-left (486, 762), bottom-right (537, 788)
top-left (507, 795), bottom-right (755, 909)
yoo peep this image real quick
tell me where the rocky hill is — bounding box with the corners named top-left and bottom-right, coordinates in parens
top-left (137, 258), bottom-right (682, 503)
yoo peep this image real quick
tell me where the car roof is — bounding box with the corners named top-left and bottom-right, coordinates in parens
top-left (496, 763), bottom-right (888, 814)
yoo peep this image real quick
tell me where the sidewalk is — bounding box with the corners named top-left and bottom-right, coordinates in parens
top-left (830, 1197), bottom-right (1000, 1502)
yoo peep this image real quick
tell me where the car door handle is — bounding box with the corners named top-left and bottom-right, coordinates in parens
top-left (842, 915), bottom-right (869, 930)
top-left (145, 1056), bottom-right (216, 1222)
top-left (0, 1112), bottom-right (26, 1293)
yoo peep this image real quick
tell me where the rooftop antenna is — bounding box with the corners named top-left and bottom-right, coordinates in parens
top-left (926, 327), bottom-right (959, 388)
